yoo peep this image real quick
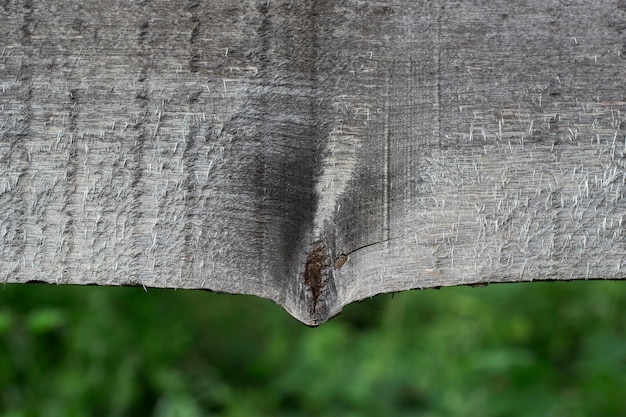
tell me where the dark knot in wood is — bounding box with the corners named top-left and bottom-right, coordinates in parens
top-left (303, 245), bottom-right (327, 315)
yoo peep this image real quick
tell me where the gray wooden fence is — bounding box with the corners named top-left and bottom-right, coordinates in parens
top-left (1, 0), bottom-right (625, 324)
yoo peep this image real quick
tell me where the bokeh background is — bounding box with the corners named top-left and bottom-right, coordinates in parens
top-left (1, 280), bottom-right (626, 416)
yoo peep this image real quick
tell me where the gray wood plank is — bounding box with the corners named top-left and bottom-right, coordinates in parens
top-left (1, 0), bottom-right (625, 324)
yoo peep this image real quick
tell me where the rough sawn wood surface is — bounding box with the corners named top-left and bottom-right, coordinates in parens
top-left (1, 0), bottom-right (625, 324)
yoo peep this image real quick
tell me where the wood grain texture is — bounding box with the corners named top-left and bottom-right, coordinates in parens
top-left (1, 0), bottom-right (625, 324)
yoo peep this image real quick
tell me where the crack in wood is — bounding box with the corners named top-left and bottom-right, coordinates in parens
top-left (334, 238), bottom-right (393, 270)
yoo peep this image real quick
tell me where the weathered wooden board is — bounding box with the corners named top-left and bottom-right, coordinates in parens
top-left (1, 0), bottom-right (625, 324)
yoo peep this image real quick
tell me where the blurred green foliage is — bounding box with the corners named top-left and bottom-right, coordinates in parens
top-left (1, 280), bottom-right (626, 416)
